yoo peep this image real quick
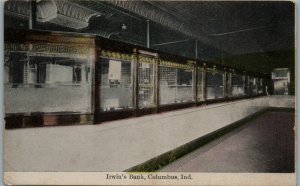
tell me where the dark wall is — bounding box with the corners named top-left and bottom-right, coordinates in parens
top-left (211, 50), bottom-right (294, 73)
top-left (211, 50), bottom-right (295, 95)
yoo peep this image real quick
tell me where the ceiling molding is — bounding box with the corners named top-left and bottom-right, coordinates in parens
top-left (36, 0), bottom-right (57, 22)
top-left (55, 0), bottom-right (100, 24)
top-left (4, 0), bottom-right (103, 29)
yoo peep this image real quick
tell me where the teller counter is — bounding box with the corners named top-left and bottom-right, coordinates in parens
top-left (5, 30), bottom-right (268, 129)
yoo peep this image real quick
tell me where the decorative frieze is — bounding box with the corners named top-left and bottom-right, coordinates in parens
top-left (101, 50), bottom-right (133, 61)
top-left (160, 60), bottom-right (194, 70)
top-left (139, 55), bottom-right (156, 64)
top-left (5, 42), bottom-right (90, 54)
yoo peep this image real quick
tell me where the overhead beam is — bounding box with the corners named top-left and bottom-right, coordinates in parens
top-left (29, 0), bottom-right (37, 30)
top-left (195, 40), bottom-right (198, 59)
top-left (151, 39), bottom-right (189, 46)
top-left (147, 20), bottom-right (150, 48)
top-left (212, 25), bottom-right (273, 36)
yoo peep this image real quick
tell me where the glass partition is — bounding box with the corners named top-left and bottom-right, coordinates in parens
top-left (99, 51), bottom-right (133, 112)
top-left (197, 68), bottom-right (204, 101)
top-left (231, 74), bottom-right (245, 97)
top-left (206, 69), bottom-right (224, 100)
top-left (247, 76), bottom-right (252, 96)
top-left (254, 77), bottom-right (258, 95)
top-left (247, 76), bottom-right (257, 96)
top-left (4, 43), bottom-right (94, 114)
top-left (226, 72), bottom-right (232, 97)
top-left (245, 75), bottom-right (249, 95)
top-left (176, 68), bottom-right (194, 103)
top-left (257, 78), bottom-right (264, 94)
top-left (159, 65), bottom-right (176, 105)
top-left (138, 55), bottom-right (156, 108)
top-left (159, 61), bottom-right (194, 105)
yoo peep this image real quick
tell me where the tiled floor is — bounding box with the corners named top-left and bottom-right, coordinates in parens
top-left (160, 111), bottom-right (295, 172)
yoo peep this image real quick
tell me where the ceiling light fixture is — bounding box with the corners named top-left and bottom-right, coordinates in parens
top-left (121, 23), bottom-right (127, 30)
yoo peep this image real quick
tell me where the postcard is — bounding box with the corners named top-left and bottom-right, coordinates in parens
top-left (3, 0), bottom-right (296, 185)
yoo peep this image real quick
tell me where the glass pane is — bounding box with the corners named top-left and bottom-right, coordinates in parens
top-left (159, 66), bottom-right (177, 105)
top-left (100, 57), bottom-right (133, 111)
top-left (272, 69), bottom-right (289, 78)
top-left (159, 66), bottom-right (194, 105)
top-left (232, 74), bottom-right (245, 96)
top-left (248, 76), bottom-right (257, 96)
top-left (253, 78), bottom-right (258, 94)
top-left (139, 60), bottom-right (155, 108)
top-left (257, 78), bottom-right (263, 94)
top-left (197, 69), bottom-right (204, 101)
top-left (177, 69), bottom-right (194, 103)
top-left (245, 76), bottom-right (249, 95)
top-left (206, 70), bottom-right (224, 100)
top-left (226, 73), bottom-right (232, 97)
top-left (5, 50), bottom-right (93, 114)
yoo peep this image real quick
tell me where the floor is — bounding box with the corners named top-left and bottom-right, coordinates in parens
top-left (160, 111), bottom-right (295, 173)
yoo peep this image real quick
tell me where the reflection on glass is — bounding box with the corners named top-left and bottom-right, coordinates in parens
top-left (138, 60), bottom-right (155, 108)
top-left (248, 76), bottom-right (257, 96)
top-left (5, 51), bottom-right (93, 113)
top-left (253, 78), bottom-right (258, 95)
top-left (257, 78), bottom-right (263, 94)
top-left (100, 57), bottom-right (133, 111)
top-left (197, 68), bottom-right (204, 101)
top-left (226, 73), bottom-right (232, 97)
top-left (176, 69), bottom-right (194, 102)
top-left (159, 66), bottom-right (194, 105)
top-left (232, 74), bottom-right (245, 96)
top-left (206, 70), bottom-right (224, 100)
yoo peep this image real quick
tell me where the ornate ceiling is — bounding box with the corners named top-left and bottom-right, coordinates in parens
top-left (4, 0), bottom-right (295, 60)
